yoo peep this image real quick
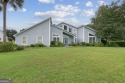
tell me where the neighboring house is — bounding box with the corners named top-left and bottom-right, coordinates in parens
top-left (0, 30), bottom-right (3, 42)
top-left (15, 18), bottom-right (100, 46)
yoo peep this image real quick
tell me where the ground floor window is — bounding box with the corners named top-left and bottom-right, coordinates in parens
top-left (63, 37), bottom-right (68, 45)
top-left (89, 33), bottom-right (96, 43)
top-left (37, 36), bottom-right (43, 43)
top-left (89, 37), bottom-right (95, 43)
top-left (22, 36), bottom-right (27, 45)
top-left (53, 34), bottom-right (60, 42)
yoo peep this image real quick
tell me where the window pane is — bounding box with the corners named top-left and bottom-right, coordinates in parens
top-left (38, 37), bottom-right (42, 43)
top-left (57, 37), bottom-right (59, 42)
top-left (69, 28), bottom-right (72, 32)
top-left (64, 25), bottom-right (67, 30)
top-left (22, 37), bottom-right (27, 44)
top-left (53, 37), bottom-right (56, 42)
top-left (93, 37), bottom-right (95, 43)
top-left (89, 37), bottom-right (93, 43)
top-left (89, 33), bottom-right (94, 36)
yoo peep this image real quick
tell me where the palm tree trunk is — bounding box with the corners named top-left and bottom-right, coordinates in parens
top-left (3, 1), bottom-right (7, 42)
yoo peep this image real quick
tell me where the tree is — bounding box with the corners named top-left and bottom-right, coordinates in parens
top-left (90, 0), bottom-right (125, 42)
top-left (6, 29), bottom-right (17, 42)
top-left (0, 0), bottom-right (24, 42)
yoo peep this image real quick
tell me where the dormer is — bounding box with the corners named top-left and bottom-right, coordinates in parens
top-left (57, 22), bottom-right (77, 35)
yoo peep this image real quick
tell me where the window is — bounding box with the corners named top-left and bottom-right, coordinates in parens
top-left (22, 36), bottom-right (27, 45)
top-left (53, 34), bottom-right (60, 42)
top-left (69, 28), bottom-right (72, 32)
top-left (89, 37), bottom-right (95, 43)
top-left (89, 33), bottom-right (95, 43)
top-left (64, 25), bottom-right (67, 31)
top-left (37, 36), bottom-right (43, 43)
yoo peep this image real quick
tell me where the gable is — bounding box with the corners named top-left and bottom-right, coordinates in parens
top-left (15, 18), bottom-right (52, 36)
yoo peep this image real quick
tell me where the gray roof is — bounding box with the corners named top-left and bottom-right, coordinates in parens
top-left (57, 22), bottom-right (77, 28)
top-left (78, 25), bottom-right (96, 32)
top-left (15, 17), bottom-right (52, 36)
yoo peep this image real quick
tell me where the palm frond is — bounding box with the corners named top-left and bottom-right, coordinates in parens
top-left (9, 0), bottom-right (24, 11)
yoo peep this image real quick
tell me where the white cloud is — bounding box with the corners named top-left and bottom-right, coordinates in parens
top-left (55, 4), bottom-right (80, 13)
top-left (82, 9), bottom-right (95, 16)
top-left (8, 7), bottom-right (14, 12)
top-left (38, 0), bottom-right (55, 3)
top-left (86, 1), bottom-right (93, 7)
top-left (35, 4), bottom-right (80, 18)
top-left (98, 0), bottom-right (106, 6)
top-left (75, 2), bottom-right (80, 5)
top-left (35, 4), bottom-right (80, 24)
top-left (20, 8), bottom-right (27, 12)
top-left (35, 11), bottom-right (71, 18)
top-left (8, 7), bottom-right (27, 12)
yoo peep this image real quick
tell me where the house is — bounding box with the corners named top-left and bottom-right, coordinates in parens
top-left (15, 18), bottom-right (100, 46)
top-left (0, 30), bottom-right (3, 42)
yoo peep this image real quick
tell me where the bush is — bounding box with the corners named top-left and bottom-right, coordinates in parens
top-left (30, 43), bottom-right (46, 47)
top-left (106, 42), bottom-right (119, 47)
top-left (0, 42), bottom-right (17, 52)
top-left (101, 39), bottom-right (107, 45)
top-left (50, 41), bottom-right (64, 47)
top-left (94, 43), bottom-right (104, 47)
top-left (17, 46), bottom-right (25, 50)
top-left (69, 42), bottom-right (78, 46)
top-left (80, 42), bottom-right (86, 46)
top-left (56, 42), bottom-right (64, 47)
top-left (113, 42), bottom-right (125, 47)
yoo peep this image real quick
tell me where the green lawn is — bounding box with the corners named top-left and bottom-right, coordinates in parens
top-left (0, 47), bottom-right (125, 83)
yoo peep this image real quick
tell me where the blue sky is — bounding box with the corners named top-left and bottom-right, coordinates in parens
top-left (0, 0), bottom-right (117, 31)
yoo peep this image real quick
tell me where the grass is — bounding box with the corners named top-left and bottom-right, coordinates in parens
top-left (0, 47), bottom-right (125, 83)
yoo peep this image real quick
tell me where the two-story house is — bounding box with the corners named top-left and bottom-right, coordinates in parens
top-left (15, 18), bottom-right (100, 46)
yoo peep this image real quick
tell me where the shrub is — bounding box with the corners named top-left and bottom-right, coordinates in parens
top-left (107, 42), bottom-right (119, 47)
top-left (30, 43), bottom-right (46, 47)
top-left (69, 42), bottom-right (78, 46)
top-left (30, 44), bottom-right (35, 47)
top-left (56, 42), bottom-right (64, 47)
top-left (94, 43), bottom-right (104, 47)
top-left (80, 42), bottom-right (86, 46)
top-left (101, 39), bottom-right (107, 45)
top-left (112, 42), bottom-right (125, 47)
top-left (0, 42), bottom-right (17, 52)
top-left (50, 41), bottom-right (64, 47)
top-left (17, 46), bottom-right (25, 50)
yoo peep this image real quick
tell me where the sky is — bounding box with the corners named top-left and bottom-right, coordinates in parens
top-left (0, 0), bottom-right (118, 31)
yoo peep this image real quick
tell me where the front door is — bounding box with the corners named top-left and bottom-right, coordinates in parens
top-left (63, 38), bottom-right (68, 45)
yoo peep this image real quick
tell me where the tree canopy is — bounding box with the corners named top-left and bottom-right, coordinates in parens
top-left (89, 0), bottom-right (125, 41)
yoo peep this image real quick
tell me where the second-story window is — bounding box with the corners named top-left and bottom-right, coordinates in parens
top-left (64, 25), bottom-right (67, 31)
top-left (69, 28), bottom-right (72, 32)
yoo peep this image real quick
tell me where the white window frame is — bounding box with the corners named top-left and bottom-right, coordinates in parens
top-left (36, 36), bottom-right (43, 43)
top-left (52, 33), bottom-right (60, 42)
top-left (88, 32), bottom-right (96, 43)
top-left (22, 36), bottom-right (28, 45)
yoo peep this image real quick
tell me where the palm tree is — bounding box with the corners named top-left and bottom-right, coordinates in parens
top-left (0, 0), bottom-right (24, 42)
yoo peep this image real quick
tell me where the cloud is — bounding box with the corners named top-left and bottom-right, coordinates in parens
top-left (75, 2), bottom-right (80, 5)
top-left (34, 4), bottom-right (80, 24)
top-left (35, 4), bottom-right (80, 18)
top-left (55, 4), bottom-right (80, 13)
top-left (20, 8), bottom-right (27, 12)
top-left (98, 0), bottom-right (106, 6)
top-left (38, 0), bottom-right (55, 3)
top-left (35, 11), bottom-right (71, 18)
top-left (82, 9), bottom-right (95, 16)
top-left (7, 7), bottom-right (27, 12)
top-left (8, 7), bottom-right (14, 12)
top-left (86, 1), bottom-right (93, 7)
